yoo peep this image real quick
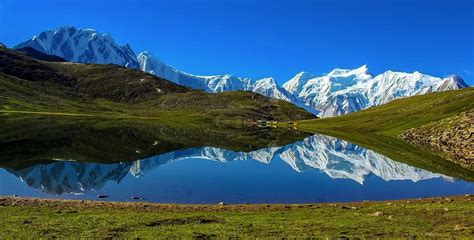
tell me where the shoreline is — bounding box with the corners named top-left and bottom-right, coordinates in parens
top-left (1, 194), bottom-right (472, 209)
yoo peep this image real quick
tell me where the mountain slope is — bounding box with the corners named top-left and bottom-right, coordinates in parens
top-left (0, 47), bottom-right (315, 122)
top-left (283, 65), bottom-right (469, 117)
top-left (16, 47), bottom-right (66, 62)
top-left (15, 26), bottom-right (139, 68)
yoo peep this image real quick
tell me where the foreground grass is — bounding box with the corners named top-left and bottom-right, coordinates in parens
top-left (0, 196), bottom-right (473, 238)
top-left (289, 88), bottom-right (474, 180)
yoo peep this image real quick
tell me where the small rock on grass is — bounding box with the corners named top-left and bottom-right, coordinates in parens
top-left (22, 220), bottom-right (32, 224)
top-left (454, 225), bottom-right (467, 231)
top-left (370, 211), bottom-right (384, 217)
top-left (340, 206), bottom-right (358, 210)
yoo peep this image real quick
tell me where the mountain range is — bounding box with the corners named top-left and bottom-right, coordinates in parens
top-left (5, 134), bottom-right (447, 195)
top-left (15, 26), bottom-right (469, 117)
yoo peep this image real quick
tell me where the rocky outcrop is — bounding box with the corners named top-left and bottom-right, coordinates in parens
top-left (400, 110), bottom-right (473, 169)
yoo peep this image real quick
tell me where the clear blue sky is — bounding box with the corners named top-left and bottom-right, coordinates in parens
top-left (1, 0), bottom-right (473, 85)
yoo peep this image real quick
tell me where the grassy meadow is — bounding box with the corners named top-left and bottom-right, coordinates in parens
top-left (0, 196), bottom-right (473, 238)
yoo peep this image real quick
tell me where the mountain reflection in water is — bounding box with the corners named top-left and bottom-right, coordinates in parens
top-left (5, 134), bottom-right (449, 195)
top-left (0, 116), bottom-right (472, 203)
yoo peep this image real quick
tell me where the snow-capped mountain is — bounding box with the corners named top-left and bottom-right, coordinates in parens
top-left (283, 65), bottom-right (469, 116)
top-left (137, 55), bottom-right (468, 116)
top-left (137, 51), bottom-right (317, 114)
top-left (15, 27), bottom-right (469, 117)
top-left (15, 26), bottom-right (139, 68)
top-left (6, 134), bottom-right (447, 194)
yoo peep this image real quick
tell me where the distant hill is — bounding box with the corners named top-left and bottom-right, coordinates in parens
top-left (0, 47), bottom-right (315, 123)
top-left (16, 47), bottom-right (66, 62)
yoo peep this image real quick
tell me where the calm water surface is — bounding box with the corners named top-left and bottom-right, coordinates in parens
top-left (1, 131), bottom-right (472, 204)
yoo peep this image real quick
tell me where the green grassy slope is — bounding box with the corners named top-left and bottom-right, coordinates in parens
top-left (0, 196), bottom-right (473, 238)
top-left (292, 88), bottom-right (474, 179)
top-left (298, 88), bottom-right (473, 137)
top-left (0, 47), bottom-right (314, 122)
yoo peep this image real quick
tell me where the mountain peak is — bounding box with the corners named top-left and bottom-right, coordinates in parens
top-left (15, 26), bottom-right (140, 68)
top-left (356, 64), bottom-right (369, 73)
top-left (282, 71), bottom-right (318, 95)
top-left (137, 51), bottom-right (166, 67)
top-left (328, 65), bottom-right (369, 76)
top-left (295, 71), bottom-right (316, 79)
top-left (52, 25), bottom-right (78, 33)
top-left (260, 77), bottom-right (276, 83)
top-left (444, 75), bottom-right (469, 88)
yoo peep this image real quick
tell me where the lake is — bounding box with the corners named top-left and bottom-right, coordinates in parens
top-left (0, 115), bottom-right (473, 204)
